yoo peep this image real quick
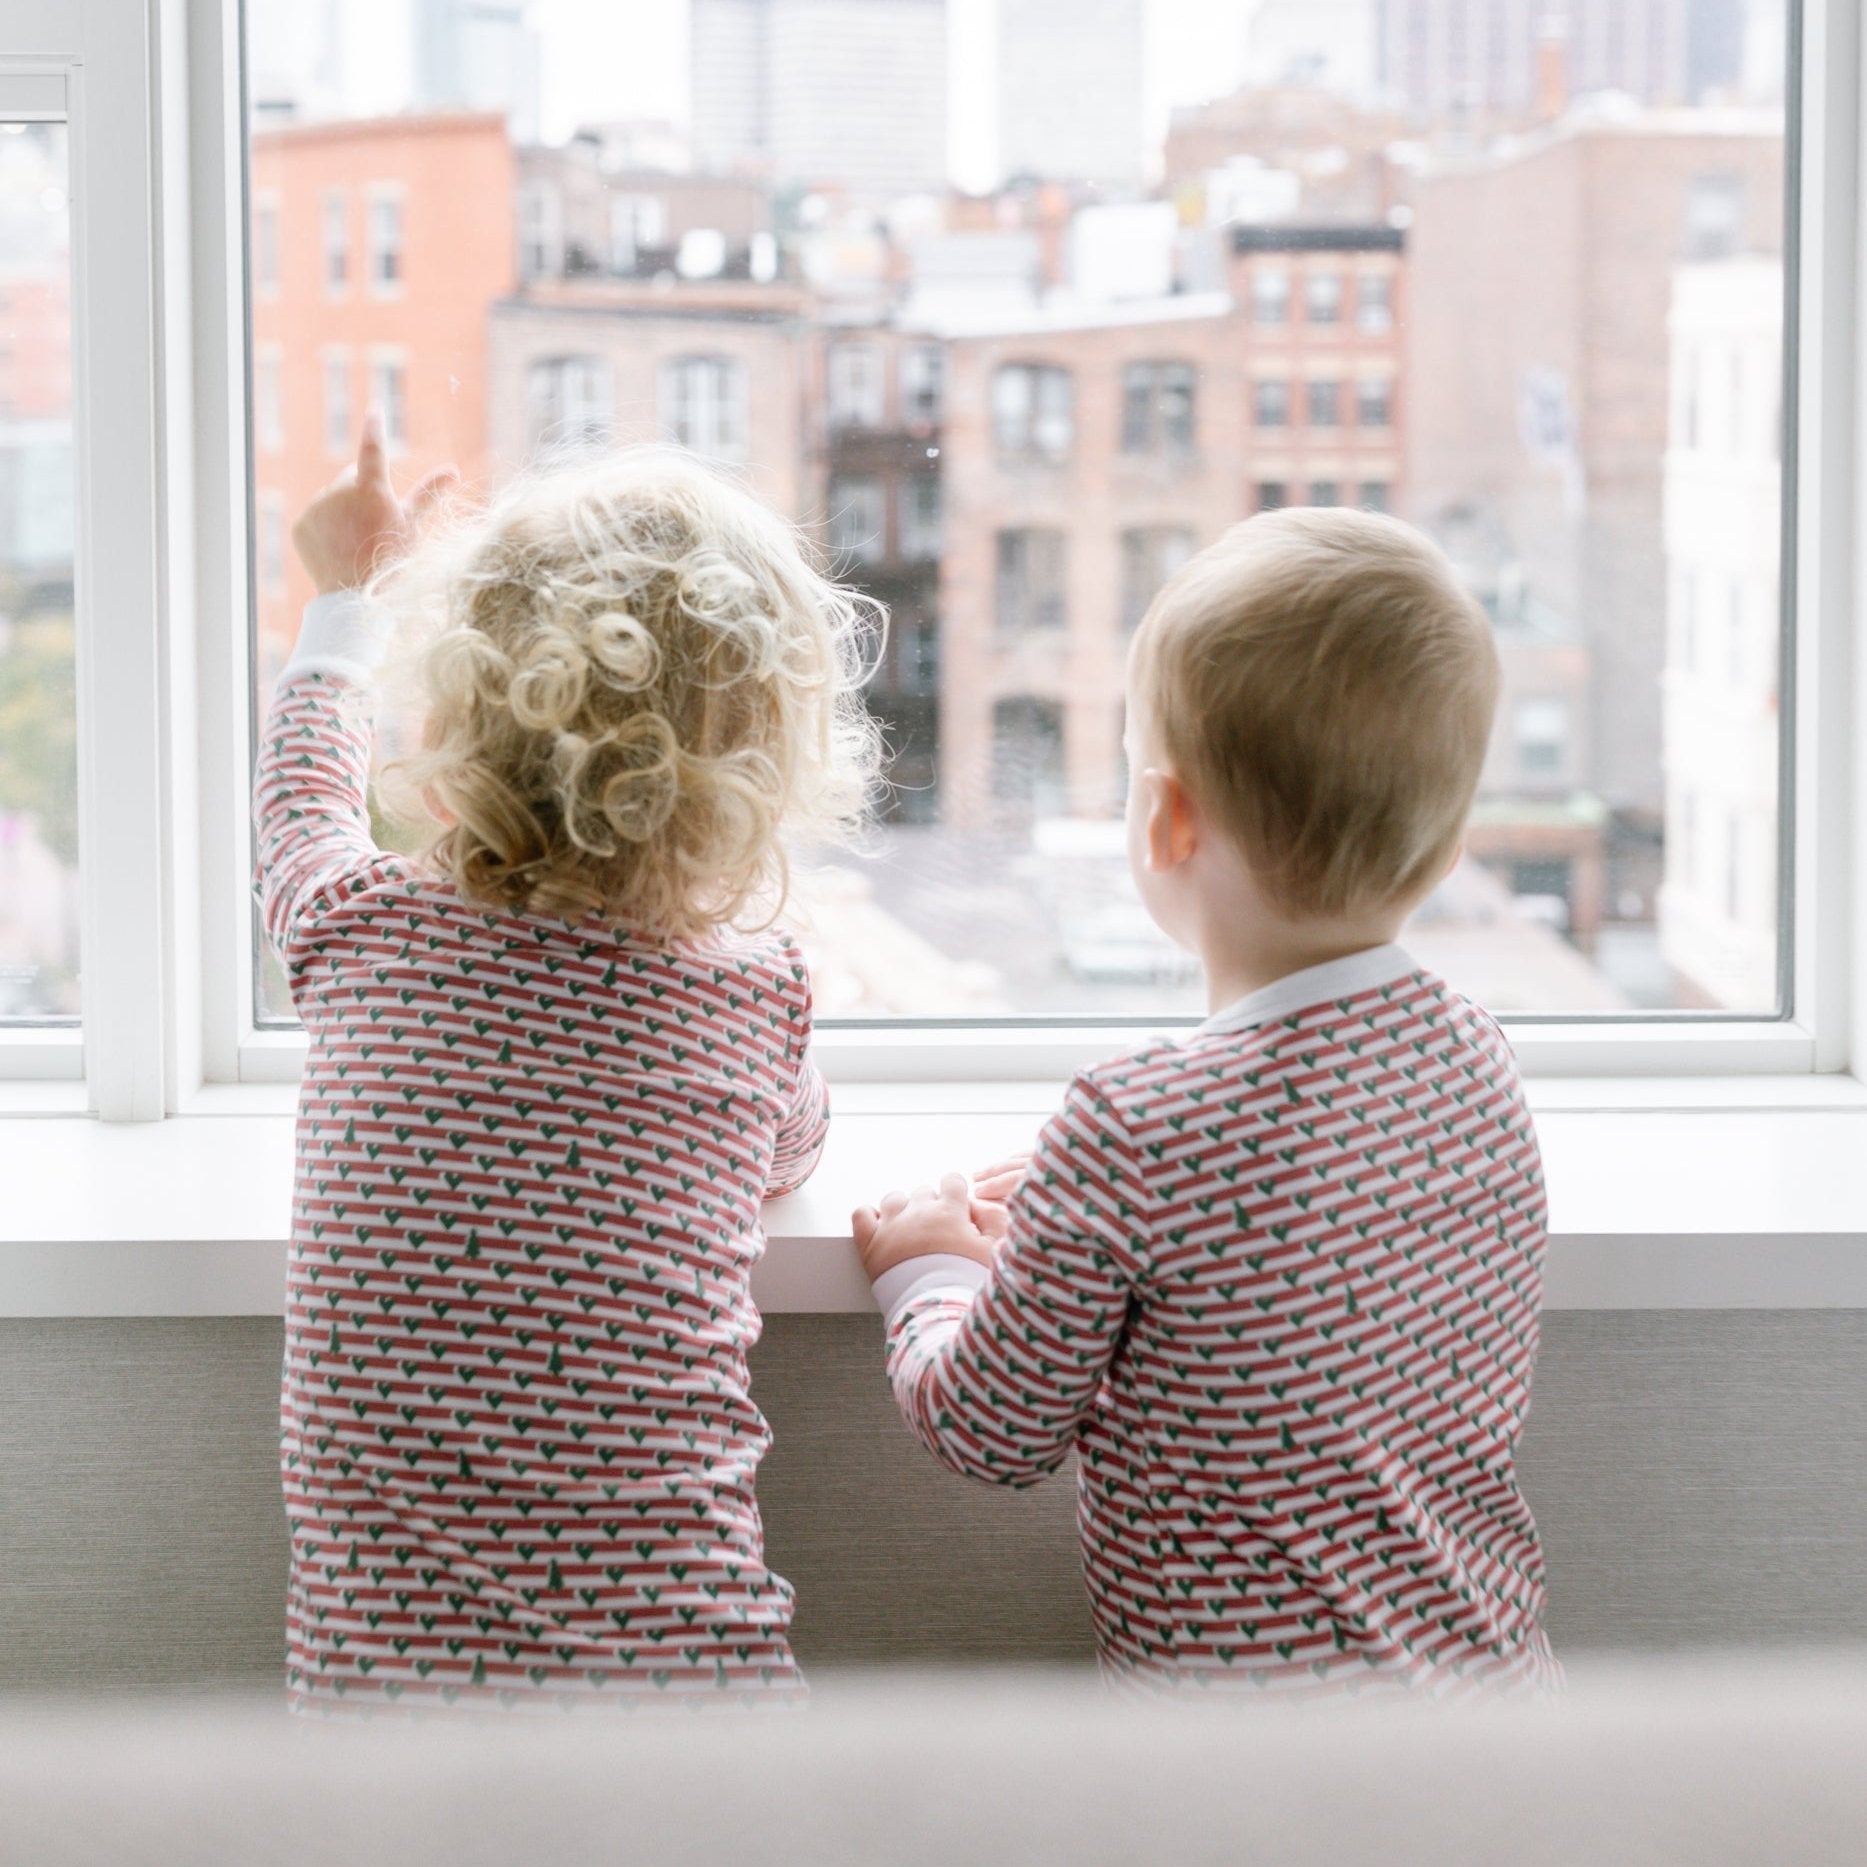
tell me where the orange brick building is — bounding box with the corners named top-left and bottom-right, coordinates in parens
top-left (248, 112), bottom-right (515, 684)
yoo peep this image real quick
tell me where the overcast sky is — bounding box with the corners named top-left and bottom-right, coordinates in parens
top-left (298, 0), bottom-right (1262, 188)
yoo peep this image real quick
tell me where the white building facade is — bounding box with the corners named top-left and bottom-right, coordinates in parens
top-left (690, 0), bottom-right (948, 200)
top-left (1659, 254), bottom-right (1783, 1011)
top-left (996, 0), bottom-right (1145, 190)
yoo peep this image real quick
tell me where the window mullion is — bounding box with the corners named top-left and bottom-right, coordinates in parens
top-left (69, 0), bottom-right (169, 1118)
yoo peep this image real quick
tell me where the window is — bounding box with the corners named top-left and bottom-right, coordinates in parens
top-left (827, 343), bottom-right (886, 431)
top-left (255, 343), bottom-right (284, 452)
top-left (210, 0), bottom-right (1802, 1054)
top-left (257, 491), bottom-right (288, 598)
top-left (1253, 379), bottom-right (1291, 428)
top-left (992, 697), bottom-right (1066, 820)
top-left (659, 355), bottom-right (748, 463)
top-left (610, 194), bottom-right (666, 274)
top-left (899, 474), bottom-right (942, 561)
top-left (900, 344), bottom-right (944, 424)
top-left (369, 353), bottom-right (407, 454)
top-left (1357, 273), bottom-right (1394, 333)
top-left (1120, 528), bottom-right (1195, 632)
top-left (366, 187), bottom-right (404, 294)
top-left (1120, 362), bottom-right (1196, 456)
top-left (518, 180), bottom-right (561, 282)
top-left (993, 363), bottom-right (1074, 462)
top-left (320, 189), bottom-right (347, 295)
top-left (996, 529), bottom-right (1067, 634)
top-left (322, 348), bottom-right (351, 458)
top-left (1305, 270), bottom-right (1343, 324)
top-left (527, 355), bottom-right (614, 450)
top-left (0, 122), bottom-right (77, 1026)
top-left (1513, 698), bottom-right (1570, 780)
top-left (253, 191), bottom-right (280, 297)
top-left (828, 473), bottom-right (887, 565)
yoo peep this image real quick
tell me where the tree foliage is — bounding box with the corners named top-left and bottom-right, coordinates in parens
top-left (0, 609), bottom-right (79, 869)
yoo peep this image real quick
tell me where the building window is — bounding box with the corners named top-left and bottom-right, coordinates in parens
top-left (369, 354), bottom-right (408, 454)
top-left (257, 491), bottom-right (288, 598)
top-left (527, 354), bottom-right (615, 449)
top-left (1119, 527), bottom-right (1195, 632)
top-left (1514, 698), bottom-right (1570, 780)
top-left (993, 363), bottom-right (1074, 462)
top-left (828, 343), bottom-right (886, 431)
top-left (518, 181), bottom-right (561, 282)
top-left (659, 354), bottom-right (748, 463)
top-left (1309, 480), bottom-right (1341, 507)
top-left (366, 188), bottom-right (404, 294)
top-left (321, 189), bottom-right (348, 295)
top-left (1357, 376), bottom-right (1394, 429)
top-left (1120, 361), bottom-right (1197, 457)
top-left (255, 344), bottom-right (284, 453)
top-left (1253, 379), bottom-right (1291, 428)
top-left (1257, 481), bottom-right (1288, 513)
top-left (900, 344), bottom-right (945, 424)
top-left (996, 529), bottom-right (1068, 633)
top-left (829, 473), bottom-right (887, 565)
top-left (610, 194), bottom-right (667, 274)
top-left (903, 617), bottom-right (941, 695)
top-left (1357, 273), bottom-right (1394, 333)
top-left (323, 349), bottom-right (352, 458)
top-left (1305, 270), bottom-right (1343, 324)
top-left (253, 192), bottom-right (280, 297)
top-left (1251, 266), bottom-right (1290, 325)
top-left (899, 474), bottom-right (943, 561)
top-left (991, 696), bottom-right (1066, 819)
top-left (1686, 171), bottom-right (1746, 260)
top-left (1358, 480), bottom-right (1392, 513)
top-left (1308, 380), bottom-right (1342, 427)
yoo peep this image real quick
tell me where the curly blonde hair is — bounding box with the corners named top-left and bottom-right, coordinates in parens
top-left (375, 450), bottom-right (882, 940)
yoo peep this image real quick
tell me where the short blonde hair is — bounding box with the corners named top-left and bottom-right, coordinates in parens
top-left (1131, 507), bottom-right (1498, 918)
top-left (377, 450), bottom-right (881, 939)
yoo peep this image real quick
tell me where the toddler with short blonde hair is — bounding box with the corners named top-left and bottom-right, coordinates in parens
top-left (857, 507), bottom-right (1560, 1698)
top-left (258, 421), bottom-right (877, 1705)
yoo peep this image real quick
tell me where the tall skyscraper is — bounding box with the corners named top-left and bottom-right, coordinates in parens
top-left (1380, 0), bottom-right (1691, 122)
top-left (412, 0), bottom-right (542, 142)
top-left (690, 0), bottom-right (948, 200)
top-left (996, 0), bottom-right (1146, 190)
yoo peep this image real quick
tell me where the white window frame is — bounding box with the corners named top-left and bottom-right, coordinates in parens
top-left (2, 0), bottom-right (1865, 1113)
top-left (364, 181), bottom-right (404, 299)
top-left (367, 346), bottom-right (408, 455)
top-left (319, 186), bottom-right (347, 298)
top-left (321, 344), bottom-right (350, 458)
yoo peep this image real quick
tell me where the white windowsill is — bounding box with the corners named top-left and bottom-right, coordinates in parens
top-left (3, 1081), bottom-right (1867, 1316)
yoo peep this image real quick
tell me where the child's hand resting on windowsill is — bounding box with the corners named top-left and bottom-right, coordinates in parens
top-left (851, 1153), bottom-right (1032, 1279)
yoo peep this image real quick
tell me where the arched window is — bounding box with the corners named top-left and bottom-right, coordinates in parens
top-left (526, 355), bottom-right (614, 450)
top-left (658, 354), bottom-right (748, 463)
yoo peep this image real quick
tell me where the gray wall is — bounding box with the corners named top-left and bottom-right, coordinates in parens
top-left (2, 1313), bottom-right (1864, 1691)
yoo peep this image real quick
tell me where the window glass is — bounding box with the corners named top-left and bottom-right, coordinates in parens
top-left (244, 0), bottom-right (1792, 1024)
top-left (0, 123), bottom-right (77, 1024)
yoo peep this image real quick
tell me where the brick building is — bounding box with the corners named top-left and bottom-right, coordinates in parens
top-left (248, 113), bottom-right (515, 682)
top-left (1405, 109), bottom-right (1783, 943)
top-left (929, 223), bottom-right (1407, 832)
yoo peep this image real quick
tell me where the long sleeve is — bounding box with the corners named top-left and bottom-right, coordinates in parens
top-left (253, 593), bottom-right (405, 972)
top-left (766, 943), bottom-right (829, 1197)
top-left (884, 1075), bottom-right (1146, 1488)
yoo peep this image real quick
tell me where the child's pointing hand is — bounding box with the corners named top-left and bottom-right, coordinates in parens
top-left (852, 1173), bottom-right (997, 1281)
top-left (293, 412), bottom-right (460, 595)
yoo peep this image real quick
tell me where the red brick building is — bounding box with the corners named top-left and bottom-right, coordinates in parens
top-left (249, 113), bottom-right (515, 683)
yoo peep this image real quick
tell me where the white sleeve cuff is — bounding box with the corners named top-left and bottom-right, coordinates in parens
top-left (283, 591), bottom-right (392, 687)
top-left (871, 1256), bottom-right (991, 1329)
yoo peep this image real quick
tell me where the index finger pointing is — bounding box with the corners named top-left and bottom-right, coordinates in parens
top-left (356, 411), bottom-right (390, 490)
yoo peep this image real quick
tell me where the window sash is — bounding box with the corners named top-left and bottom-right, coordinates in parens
top-left (4, 0), bottom-right (1859, 1103)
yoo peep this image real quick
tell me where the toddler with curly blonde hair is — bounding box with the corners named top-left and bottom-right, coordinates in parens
top-left (256, 419), bottom-right (877, 1707)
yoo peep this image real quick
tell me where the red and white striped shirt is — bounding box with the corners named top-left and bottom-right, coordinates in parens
top-left (257, 597), bottom-right (828, 1706)
top-left (881, 947), bottom-right (1559, 1696)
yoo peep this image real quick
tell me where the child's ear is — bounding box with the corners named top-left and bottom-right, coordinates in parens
top-left (1142, 769), bottom-right (1197, 873)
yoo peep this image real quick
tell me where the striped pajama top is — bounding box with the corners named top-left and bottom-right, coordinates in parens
top-left (880, 947), bottom-right (1560, 1696)
top-left (256, 613), bottom-right (828, 1707)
